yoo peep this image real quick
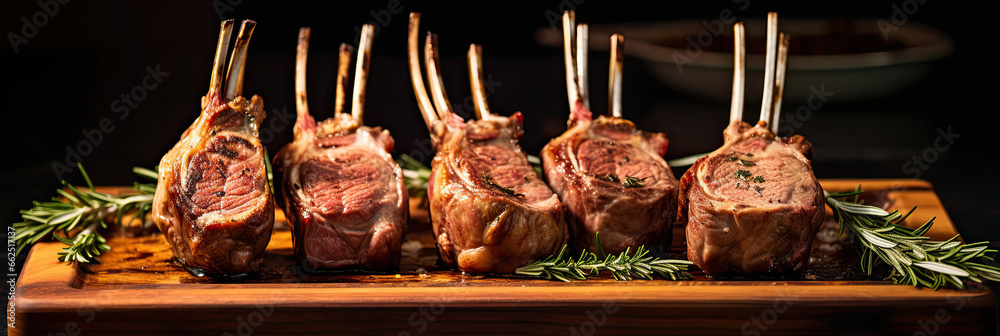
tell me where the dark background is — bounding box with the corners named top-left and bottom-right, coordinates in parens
top-left (2, 0), bottom-right (998, 326)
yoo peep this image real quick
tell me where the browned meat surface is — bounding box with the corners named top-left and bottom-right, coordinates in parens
top-left (274, 27), bottom-right (407, 271)
top-left (679, 120), bottom-right (825, 276)
top-left (408, 14), bottom-right (567, 274)
top-left (152, 20), bottom-right (274, 276)
top-left (542, 103), bottom-right (678, 255)
top-left (275, 115), bottom-right (407, 270)
top-left (429, 113), bottom-right (567, 273)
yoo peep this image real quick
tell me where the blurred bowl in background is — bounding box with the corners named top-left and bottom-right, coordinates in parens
top-left (537, 18), bottom-right (952, 104)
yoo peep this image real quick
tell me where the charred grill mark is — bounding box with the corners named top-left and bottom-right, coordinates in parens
top-left (183, 135), bottom-right (260, 207)
top-left (184, 169), bottom-right (204, 199)
top-left (216, 147), bottom-right (239, 159)
top-left (216, 159), bottom-right (227, 178)
top-left (213, 136), bottom-right (255, 158)
top-left (481, 173), bottom-right (524, 198)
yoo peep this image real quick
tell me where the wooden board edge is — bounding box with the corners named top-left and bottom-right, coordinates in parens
top-left (818, 178), bottom-right (933, 191)
top-left (13, 180), bottom-right (992, 316)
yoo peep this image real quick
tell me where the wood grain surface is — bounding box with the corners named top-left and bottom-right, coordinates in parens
top-left (9, 179), bottom-right (996, 335)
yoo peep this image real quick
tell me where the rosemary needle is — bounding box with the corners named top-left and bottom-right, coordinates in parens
top-left (515, 232), bottom-right (694, 282)
top-left (826, 187), bottom-right (1000, 289)
top-left (13, 164), bottom-right (156, 263)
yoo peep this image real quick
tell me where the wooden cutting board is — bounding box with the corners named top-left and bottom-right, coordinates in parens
top-left (9, 179), bottom-right (996, 335)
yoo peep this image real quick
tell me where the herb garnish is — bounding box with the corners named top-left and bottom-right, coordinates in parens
top-left (13, 164), bottom-right (157, 263)
top-left (734, 170), bottom-right (752, 180)
top-left (738, 159), bottom-right (757, 167)
top-left (397, 154), bottom-right (432, 201)
top-left (515, 232), bottom-right (694, 282)
top-left (753, 175), bottom-right (765, 183)
top-left (595, 173), bottom-right (620, 183)
top-left (827, 187), bottom-right (1000, 289)
top-left (622, 176), bottom-right (647, 188)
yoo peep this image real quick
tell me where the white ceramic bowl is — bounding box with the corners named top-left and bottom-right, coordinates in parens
top-left (536, 18), bottom-right (953, 103)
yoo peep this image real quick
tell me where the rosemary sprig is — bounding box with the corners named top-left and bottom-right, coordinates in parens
top-left (515, 232), bottom-right (694, 282)
top-left (396, 154), bottom-right (432, 200)
top-left (12, 164), bottom-right (156, 263)
top-left (526, 154), bottom-right (543, 178)
top-left (826, 188), bottom-right (1000, 289)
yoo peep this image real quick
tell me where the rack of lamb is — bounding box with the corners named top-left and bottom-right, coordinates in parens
top-left (273, 26), bottom-right (408, 271)
top-left (678, 14), bottom-right (825, 276)
top-left (152, 20), bottom-right (275, 276)
top-left (541, 11), bottom-right (679, 255)
top-left (407, 13), bottom-right (567, 273)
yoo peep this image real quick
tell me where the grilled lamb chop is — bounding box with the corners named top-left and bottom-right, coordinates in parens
top-left (678, 15), bottom-right (825, 276)
top-left (407, 13), bottom-right (567, 273)
top-left (152, 20), bottom-right (274, 276)
top-left (273, 26), bottom-right (408, 271)
top-left (541, 12), bottom-right (679, 255)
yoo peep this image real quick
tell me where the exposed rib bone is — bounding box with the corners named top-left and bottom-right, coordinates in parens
top-left (608, 34), bottom-right (624, 118)
top-left (407, 13), bottom-right (439, 132)
top-left (295, 27), bottom-right (311, 119)
top-left (771, 32), bottom-right (790, 134)
top-left (562, 11), bottom-right (581, 113)
top-left (758, 12), bottom-right (778, 126)
top-left (425, 32), bottom-right (453, 119)
top-left (208, 20), bottom-right (235, 98)
top-left (467, 44), bottom-right (491, 119)
top-left (334, 43), bottom-right (353, 117)
top-left (225, 20), bottom-right (256, 100)
top-left (351, 24), bottom-right (374, 123)
top-left (729, 22), bottom-right (746, 123)
top-left (576, 23), bottom-right (589, 110)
